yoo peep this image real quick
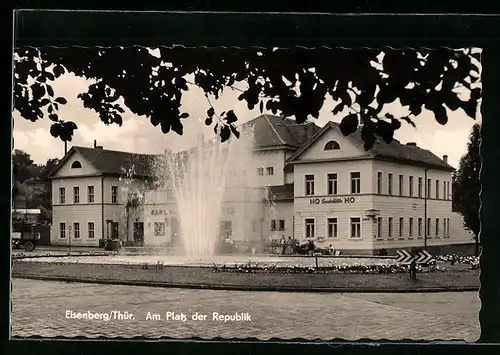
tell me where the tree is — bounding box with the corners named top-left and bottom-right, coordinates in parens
top-left (452, 123), bottom-right (481, 256)
top-left (119, 165), bottom-right (147, 244)
top-left (12, 152), bottom-right (59, 224)
top-left (39, 158), bottom-right (60, 180)
top-left (13, 47), bottom-right (481, 149)
top-left (12, 149), bottom-right (39, 183)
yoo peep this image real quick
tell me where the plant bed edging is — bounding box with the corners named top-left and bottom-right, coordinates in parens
top-left (11, 273), bottom-right (480, 293)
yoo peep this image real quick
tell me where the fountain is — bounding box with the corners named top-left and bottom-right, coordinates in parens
top-left (154, 125), bottom-right (266, 257)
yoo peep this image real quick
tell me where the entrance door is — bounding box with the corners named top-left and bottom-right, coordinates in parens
top-left (111, 222), bottom-right (119, 239)
top-left (133, 222), bottom-right (144, 244)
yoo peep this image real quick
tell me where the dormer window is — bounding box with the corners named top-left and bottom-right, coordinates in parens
top-left (71, 161), bottom-right (82, 169)
top-left (324, 140), bottom-right (341, 151)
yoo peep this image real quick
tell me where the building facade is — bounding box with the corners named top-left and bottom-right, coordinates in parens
top-left (49, 144), bottom-right (154, 247)
top-left (285, 122), bottom-right (460, 254)
top-left (48, 115), bottom-right (475, 253)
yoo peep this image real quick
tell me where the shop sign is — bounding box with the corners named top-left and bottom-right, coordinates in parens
top-left (309, 197), bottom-right (356, 205)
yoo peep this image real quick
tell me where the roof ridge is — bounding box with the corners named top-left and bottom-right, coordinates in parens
top-left (75, 146), bottom-right (158, 157)
top-left (263, 114), bottom-right (287, 145)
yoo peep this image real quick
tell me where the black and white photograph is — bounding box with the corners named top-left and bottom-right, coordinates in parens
top-left (10, 12), bottom-right (485, 343)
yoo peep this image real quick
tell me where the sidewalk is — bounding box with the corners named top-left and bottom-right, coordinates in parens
top-left (35, 245), bottom-right (102, 252)
top-left (12, 245), bottom-right (106, 256)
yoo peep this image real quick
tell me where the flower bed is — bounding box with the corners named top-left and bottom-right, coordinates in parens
top-left (434, 254), bottom-right (479, 269)
top-left (212, 262), bottom-right (444, 274)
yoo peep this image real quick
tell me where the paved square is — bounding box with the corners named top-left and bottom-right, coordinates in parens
top-left (10, 279), bottom-right (480, 341)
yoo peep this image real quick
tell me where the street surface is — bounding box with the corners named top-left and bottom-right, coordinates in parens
top-left (11, 279), bottom-right (479, 341)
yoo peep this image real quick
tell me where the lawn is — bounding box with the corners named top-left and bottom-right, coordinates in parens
top-left (12, 260), bottom-right (480, 292)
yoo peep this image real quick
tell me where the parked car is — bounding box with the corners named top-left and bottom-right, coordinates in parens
top-left (12, 223), bottom-right (40, 251)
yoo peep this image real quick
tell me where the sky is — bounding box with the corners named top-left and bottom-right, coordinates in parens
top-left (13, 51), bottom-right (482, 169)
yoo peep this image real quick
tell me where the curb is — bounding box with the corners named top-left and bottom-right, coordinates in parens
top-left (12, 273), bottom-right (480, 293)
top-left (12, 253), bottom-right (116, 259)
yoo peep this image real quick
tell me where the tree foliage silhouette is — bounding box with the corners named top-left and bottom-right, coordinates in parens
top-left (452, 123), bottom-right (481, 256)
top-left (13, 47), bottom-right (481, 148)
top-left (12, 150), bottom-right (59, 223)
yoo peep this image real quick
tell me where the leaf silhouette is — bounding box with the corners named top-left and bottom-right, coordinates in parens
top-left (339, 113), bottom-right (359, 136)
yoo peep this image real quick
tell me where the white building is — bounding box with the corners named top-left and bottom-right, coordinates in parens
top-left (48, 142), bottom-right (155, 247)
top-left (48, 115), bottom-right (475, 254)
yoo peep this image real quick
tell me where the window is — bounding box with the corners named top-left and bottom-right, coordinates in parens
top-left (257, 167), bottom-right (264, 176)
top-left (223, 207), bottom-right (235, 214)
top-left (88, 222), bottom-right (95, 239)
top-left (73, 186), bottom-right (80, 204)
top-left (427, 178), bottom-right (431, 198)
top-left (59, 187), bottom-right (66, 204)
top-left (399, 217), bottom-right (404, 239)
top-left (327, 173), bottom-right (338, 195)
top-left (447, 182), bottom-right (451, 200)
top-left (266, 167), bottom-right (274, 175)
top-left (435, 218), bottom-right (440, 237)
top-left (426, 218), bottom-right (431, 236)
top-left (376, 217), bottom-right (382, 239)
top-left (409, 176), bottom-right (414, 197)
top-left (418, 177), bottom-right (423, 197)
top-left (71, 161), bottom-right (82, 169)
top-left (166, 188), bottom-right (174, 200)
top-left (350, 217), bottom-right (361, 238)
top-left (350, 172), bottom-right (361, 194)
top-left (59, 223), bottom-right (66, 239)
top-left (154, 222), bottom-right (166, 236)
top-left (436, 180), bottom-right (440, 199)
top-left (305, 175), bottom-right (315, 196)
top-left (271, 220), bottom-right (285, 231)
top-left (111, 186), bottom-right (118, 203)
top-left (327, 218), bottom-right (338, 238)
top-left (73, 222), bottom-right (80, 239)
top-left (324, 140), bottom-right (341, 150)
top-left (220, 221), bottom-right (233, 237)
top-left (377, 172), bottom-right (382, 194)
top-left (409, 218), bottom-right (414, 238)
top-left (87, 186), bottom-right (95, 203)
top-left (418, 218), bottom-right (422, 237)
top-left (388, 174), bottom-right (393, 195)
top-left (443, 182), bottom-right (446, 201)
top-left (399, 175), bottom-right (404, 196)
top-left (305, 218), bottom-right (315, 239)
top-left (388, 217), bottom-right (393, 238)
top-left (446, 218), bottom-right (450, 237)
top-left (252, 220), bottom-right (258, 233)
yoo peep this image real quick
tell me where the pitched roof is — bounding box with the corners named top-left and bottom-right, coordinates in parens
top-left (287, 121), bottom-right (455, 171)
top-left (49, 115), bottom-right (321, 179)
top-left (49, 146), bottom-right (158, 178)
top-left (242, 114), bottom-right (322, 149)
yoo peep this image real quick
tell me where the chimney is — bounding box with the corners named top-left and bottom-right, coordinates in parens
top-left (443, 155), bottom-right (448, 164)
top-left (406, 142), bottom-right (417, 147)
top-left (93, 140), bottom-right (97, 148)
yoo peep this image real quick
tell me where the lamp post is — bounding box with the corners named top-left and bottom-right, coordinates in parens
top-left (424, 168), bottom-right (429, 250)
top-left (68, 225), bottom-right (72, 254)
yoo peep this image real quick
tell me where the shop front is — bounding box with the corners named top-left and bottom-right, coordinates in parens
top-left (293, 194), bottom-right (379, 253)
